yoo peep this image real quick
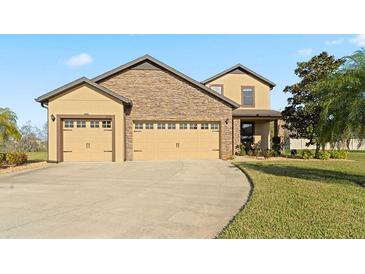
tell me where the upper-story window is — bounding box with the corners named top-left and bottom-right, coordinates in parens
top-left (241, 86), bottom-right (255, 107)
top-left (210, 84), bottom-right (223, 95)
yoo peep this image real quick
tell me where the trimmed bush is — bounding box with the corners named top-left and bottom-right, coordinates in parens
top-left (262, 149), bottom-right (272, 159)
top-left (4, 152), bottom-right (28, 166)
top-left (290, 149), bottom-right (298, 157)
top-left (272, 136), bottom-right (282, 156)
top-left (319, 151), bottom-right (331, 160)
top-left (301, 149), bottom-right (314, 159)
top-left (239, 144), bottom-right (246, 156)
top-left (0, 153), bottom-right (6, 167)
top-left (330, 150), bottom-right (348, 159)
top-left (330, 150), bottom-right (340, 159)
top-left (338, 150), bottom-right (348, 159)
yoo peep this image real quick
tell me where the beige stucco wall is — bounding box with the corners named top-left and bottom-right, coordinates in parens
top-left (47, 84), bottom-right (124, 162)
top-left (254, 120), bottom-right (271, 150)
top-left (207, 72), bottom-right (271, 109)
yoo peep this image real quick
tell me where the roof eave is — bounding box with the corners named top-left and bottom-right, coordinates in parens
top-left (201, 64), bottom-right (276, 89)
top-left (92, 54), bottom-right (240, 109)
top-left (35, 77), bottom-right (132, 105)
top-left (232, 115), bottom-right (282, 118)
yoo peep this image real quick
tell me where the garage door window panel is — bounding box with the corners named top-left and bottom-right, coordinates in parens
top-left (190, 123), bottom-right (197, 130)
top-left (167, 123), bottom-right (176, 129)
top-left (135, 123), bottom-right (144, 130)
top-left (157, 123), bottom-right (166, 129)
top-left (90, 120), bottom-right (100, 128)
top-left (102, 120), bottom-right (112, 128)
top-left (180, 123), bottom-right (188, 129)
top-left (201, 123), bottom-right (209, 130)
top-left (145, 122), bottom-right (154, 129)
top-left (211, 123), bottom-right (219, 130)
top-left (64, 120), bottom-right (74, 128)
top-left (77, 120), bottom-right (86, 128)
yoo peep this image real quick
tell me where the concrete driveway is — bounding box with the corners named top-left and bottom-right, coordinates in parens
top-left (0, 160), bottom-right (250, 238)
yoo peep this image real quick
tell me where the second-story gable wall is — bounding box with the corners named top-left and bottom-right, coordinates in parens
top-left (206, 71), bottom-right (271, 109)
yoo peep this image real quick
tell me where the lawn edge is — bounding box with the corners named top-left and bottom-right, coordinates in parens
top-left (215, 161), bottom-right (255, 239)
top-left (0, 161), bottom-right (49, 176)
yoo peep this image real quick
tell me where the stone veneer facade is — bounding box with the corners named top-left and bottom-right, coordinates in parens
top-left (98, 66), bottom-right (234, 160)
top-left (233, 118), bottom-right (241, 155)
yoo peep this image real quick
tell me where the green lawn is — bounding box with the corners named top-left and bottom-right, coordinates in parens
top-left (27, 151), bottom-right (47, 163)
top-left (218, 152), bottom-right (365, 239)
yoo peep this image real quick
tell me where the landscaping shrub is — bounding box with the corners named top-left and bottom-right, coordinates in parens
top-left (290, 149), bottom-right (298, 157)
top-left (330, 150), bottom-right (340, 159)
top-left (18, 152), bottom-right (28, 164)
top-left (330, 150), bottom-right (348, 159)
top-left (239, 144), bottom-right (246, 156)
top-left (247, 150), bottom-right (254, 156)
top-left (262, 149), bottom-right (272, 159)
top-left (0, 153), bottom-right (6, 167)
top-left (271, 136), bottom-right (282, 156)
top-left (271, 150), bottom-right (281, 157)
top-left (4, 152), bottom-right (28, 166)
top-left (319, 151), bottom-right (331, 160)
top-left (338, 150), bottom-right (348, 159)
top-left (301, 149), bottom-right (314, 159)
top-left (252, 144), bottom-right (261, 157)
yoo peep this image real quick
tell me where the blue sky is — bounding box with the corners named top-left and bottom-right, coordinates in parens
top-left (1, 34), bottom-right (364, 128)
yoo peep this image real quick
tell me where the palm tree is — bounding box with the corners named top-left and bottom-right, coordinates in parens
top-left (0, 107), bottom-right (21, 147)
top-left (316, 49), bottom-right (365, 148)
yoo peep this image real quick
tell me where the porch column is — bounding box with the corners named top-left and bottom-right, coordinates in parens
top-left (274, 120), bottom-right (279, 137)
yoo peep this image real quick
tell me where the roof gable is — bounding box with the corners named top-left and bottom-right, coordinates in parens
top-left (201, 64), bottom-right (276, 89)
top-left (92, 55), bottom-right (240, 108)
top-left (35, 77), bottom-right (131, 105)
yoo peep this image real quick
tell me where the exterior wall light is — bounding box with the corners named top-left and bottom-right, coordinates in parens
top-left (51, 114), bottom-right (56, 121)
top-left (225, 118), bottom-right (229, 125)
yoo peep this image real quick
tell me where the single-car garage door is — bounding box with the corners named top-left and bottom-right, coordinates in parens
top-left (62, 119), bottom-right (113, 161)
top-left (133, 121), bottom-right (220, 160)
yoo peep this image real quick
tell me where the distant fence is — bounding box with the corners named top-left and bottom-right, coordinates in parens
top-left (288, 139), bottom-right (365, 151)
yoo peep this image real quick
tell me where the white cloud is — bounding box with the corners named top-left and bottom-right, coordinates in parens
top-left (298, 48), bottom-right (313, 56)
top-left (64, 53), bottom-right (93, 67)
top-left (325, 39), bottom-right (344, 45)
top-left (350, 34), bottom-right (365, 47)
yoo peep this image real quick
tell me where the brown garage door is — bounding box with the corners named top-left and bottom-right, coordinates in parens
top-left (62, 119), bottom-right (113, 161)
top-left (133, 121), bottom-right (220, 160)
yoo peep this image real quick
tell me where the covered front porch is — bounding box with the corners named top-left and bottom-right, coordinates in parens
top-left (232, 109), bottom-right (282, 154)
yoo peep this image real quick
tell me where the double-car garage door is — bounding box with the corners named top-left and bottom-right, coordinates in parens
top-left (133, 121), bottom-right (220, 160)
top-left (62, 119), bottom-right (113, 161)
top-left (61, 119), bottom-right (220, 161)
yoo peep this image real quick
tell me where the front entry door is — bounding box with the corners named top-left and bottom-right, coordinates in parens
top-left (240, 122), bottom-right (254, 149)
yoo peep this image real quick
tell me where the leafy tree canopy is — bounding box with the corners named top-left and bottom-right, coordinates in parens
top-left (282, 52), bottom-right (344, 155)
top-left (0, 107), bottom-right (21, 146)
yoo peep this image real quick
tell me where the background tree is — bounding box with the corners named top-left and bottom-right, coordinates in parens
top-left (315, 49), bottom-right (365, 148)
top-left (16, 121), bottom-right (47, 152)
top-left (282, 52), bottom-right (344, 157)
top-left (0, 107), bottom-right (21, 150)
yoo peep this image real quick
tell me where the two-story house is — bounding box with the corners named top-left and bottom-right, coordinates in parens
top-left (202, 64), bottom-right (281, 154)
top-left (36, 54), bottom-right (281, 162)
